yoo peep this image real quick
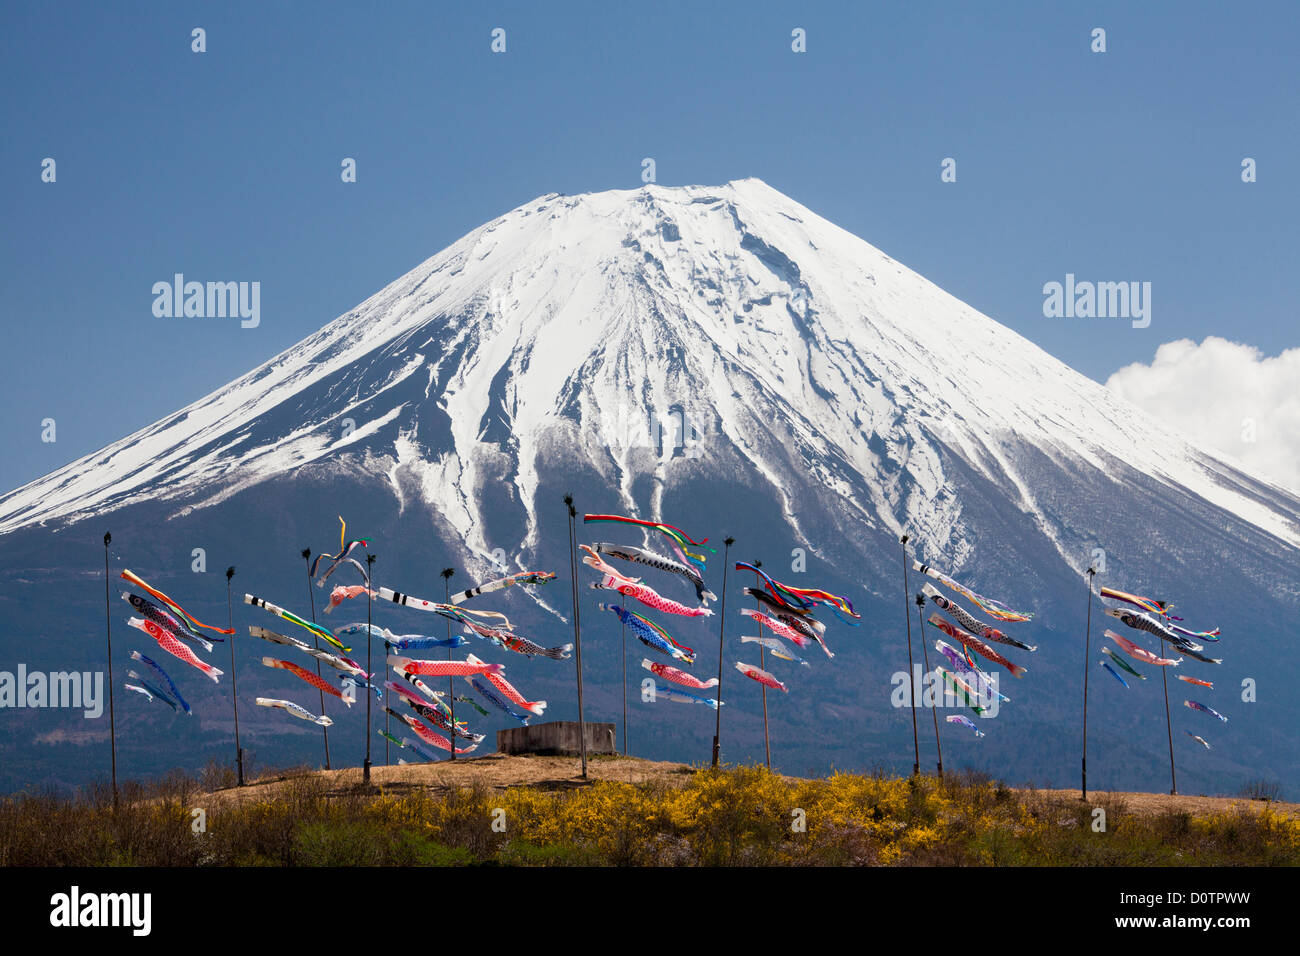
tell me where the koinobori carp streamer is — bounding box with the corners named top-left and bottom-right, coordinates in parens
top-left (734, 661), bottom-right (788, 693)
top-left (464, 653), bottom-right (546, 716)
top-left (122, 569), bottom-right (234, 635)
top-left (911, 561), bottom-right (1032, 622)
top-left (1105, 630), bottom-right (1181, 667)
top-left (448, 570), bottom-right (556, 605)
top-left (946, 714), bottom-right (985, 738)
top-left (583, 514), bottom-right (715, 570)
top-left (1101, 645), bottom-right (1146, 680)
top-left (262, 657), bottom-right (354, 705)
top-left (598, 603), bottom-right (695, 663)
top-left (122, 591), bottom-right (214, 651)
top-left (460, 621), bottom-right (571, 660)
top-left (740, 635), bottom-right (810, 668)
top-left (641, 659), bottom-right (718, 690)
top-left (130, 650), bottom-right (191, 714)
top-left (739, 607), bottom-right (812, 648)
top-left (1100, 660), bottom-right (1129, 688)
top-left (256, 697), bottom-right (333, 726)
top-left (375, 587), bottom-right (513, 630)
top-left (125, 676), bottom-right (175, 710)
top-left (922, 583), bottom-right (1036, 652)
top-left (244, 593), bottom-right (346, 651)
top-left (653, 686), bottom-right (722, 709)
top-left (309, 516), bottom-right (370, 586)
top-left (388, 655), bottom-right (504, 679)
top-left (734, 562), bottom-right (858, 622)
top-left (594, 542), bottom-right (715, 604)
top-left (1184, 700), bottom-right (1228, 723)
top-left (463, 672), bottom-right (532, 724)
top-left (127, 617), bottom-right (223, 682)
top-left (928, 613), bottom-right (1027, 678)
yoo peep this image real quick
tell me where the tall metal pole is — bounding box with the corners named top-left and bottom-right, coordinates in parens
top-left (710, 537), bottom-right (734, 768)
top-left (363, 552), bottom-right (375, 784)
top-left (901, 535), bottom-right (920, 776)
top-left (442, 568), bottom-right (456, 762)
top-left (226, 566), bottom-right (243, 786)
top-left (916, 594), bottom-right (942, 780)
top-left (753, 562), bottom-right (770, 771)
top-left (1081, 567), bottom-right (1095, 799)
top-left (302, 549), bottom-right (330, 770)
top-left (620, 615), bottom-right (627, 756)
top-left (565, 495), bottom-right (588, 778)
top-left (1161, 637), bottom-right (1177, 795)
top-left (103, 532), bottom-right (118, 810)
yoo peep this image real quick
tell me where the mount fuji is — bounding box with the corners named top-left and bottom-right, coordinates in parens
top-left (2, 179), bottom-right (1296, 795)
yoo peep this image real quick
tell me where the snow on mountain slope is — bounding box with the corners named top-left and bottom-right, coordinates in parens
top-left (2, 178), bottom-right (1298, 569)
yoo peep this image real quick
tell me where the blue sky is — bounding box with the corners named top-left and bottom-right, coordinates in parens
top-left (2, 1), bottom-right (1296, 492)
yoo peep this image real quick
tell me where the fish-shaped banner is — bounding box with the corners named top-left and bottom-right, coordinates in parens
top-left (912, 561), bottom-right (1032, 622)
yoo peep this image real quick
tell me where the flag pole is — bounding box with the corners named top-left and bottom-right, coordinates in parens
top-left (1161, 634), bottom-right (1177, 795)
top-left (302, 549), bottom-right (330, 771)
top-left (103, 532), bottom-right (118, 810)
top-left (565, 495), bottom-right (588, 779)
top-left (442, 567), bottom-right (456, 762)
top-left (1081, 566), bottom-right (1095, 800)
top-left (901, 535), bottom-right (920, 776)
top-left (226, 566), bottom-right (243, 786)
top-left (710, 536), bottom-right (734, 768)
top-left (916, 593), bottom-right (942, 780)
top-left (363, 552), bottom-right (375, 784)
top-left (753, 561), bottom-right (770, 771)
top-left (620, 614), bottom-right (627, 756)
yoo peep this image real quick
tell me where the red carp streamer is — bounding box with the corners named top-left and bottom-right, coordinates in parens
top-left (127, 617), bottom-right (223, 682)
top-left (642, 659), bottom-right (718, 690)
top-left (262, 657), bottom-right (353, 705)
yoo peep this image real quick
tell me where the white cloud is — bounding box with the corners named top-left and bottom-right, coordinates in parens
top-left (1106, 337), bottom-right (1300, 493)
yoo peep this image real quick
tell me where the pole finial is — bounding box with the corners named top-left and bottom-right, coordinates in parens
top-left (724, 536), bottom-right (735, 547)
top-left (226, 566), bottom-right (235, 581)
top-left (901, 533), bottom-right (909, 544)
top-left (301, 547), bottom-right (311, 561)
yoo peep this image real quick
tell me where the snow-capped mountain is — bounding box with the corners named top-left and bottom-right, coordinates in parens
top-left (2, 179), bottom-right (1296, 795)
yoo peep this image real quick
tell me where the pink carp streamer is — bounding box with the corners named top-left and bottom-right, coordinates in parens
top-left (1105, 630), bottom-right (1180, 667)
top-left (465, 654), bottom-right (546, 716)
top-left (324, 585), bottom-right (375, 614)
top-left (928, 614), bottom-right (1027, 678)
top-left (739, 607), bottom-right (812, 648)
top-left (641, 659), bottom-right (718, 690)
top-left (127, 617), bottom-right (223, 682)
top-left (734, 661), bottom-right (788, 693)
top-left (388, 655), bottom-right (504, 679)
top-left (593, 573), bottom-right (713, 617)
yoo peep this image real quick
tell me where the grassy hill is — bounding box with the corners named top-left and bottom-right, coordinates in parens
top-left (3, 755), bottom-right (1298, 866)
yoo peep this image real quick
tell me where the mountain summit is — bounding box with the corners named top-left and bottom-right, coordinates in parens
top-left (4, 178), bottom-right (1296, 559)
